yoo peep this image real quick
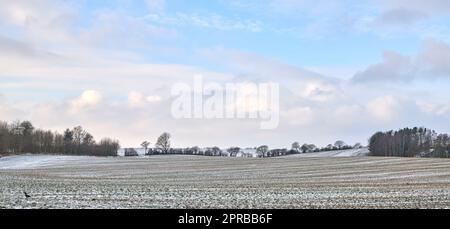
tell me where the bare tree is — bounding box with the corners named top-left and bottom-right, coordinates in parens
top-left (308, 144), bottom-right (317, 152)
top-left (291, 142), bottom-right (300, 153)
top-left (20, 121), bottom-right (34, 152)
top-left (227, 147), bottom-right (240, 157)
top-left (141, 141), bottom-right (150, 155)
top-left (0, 120), bottom-right (120, 157)
top-left (257, 145), bottom-right (269, 158)
top-left (63, 128), bottom-right (74, 154)
top-left (72, 126), bottom-right (88, 155)
top-left (301, 144), bottom-right (310, 154)
top-left (334, 140), bottom-right (345, 150)
top-left (0, 121), bottom-right (9, 153)
top-left (368, 127), bottom-right (443, 158)
top-left (211, 147), bottom-right (222, 156)
top-left (156, 133), bottom-right (171, 154)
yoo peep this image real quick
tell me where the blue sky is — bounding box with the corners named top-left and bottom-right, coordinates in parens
top-left (73, 0), bottom-right (426, 68)
top-left (1, 0), bottom-right (450, 147)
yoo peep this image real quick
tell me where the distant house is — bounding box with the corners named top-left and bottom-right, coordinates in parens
top-left (236, 148), bottom-right (258, 158)
top-left (124, 148), bottom-right (139, 157)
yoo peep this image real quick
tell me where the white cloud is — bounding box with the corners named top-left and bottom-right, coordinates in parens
top-left (417, 101), bottom-right (450, 116)
top-left (146, 95), bottom-right (162, 103)
top-left (301, 81), bottom-right (338, 102)
top-left (70, 90), bottom-right (103, 112)
top-left (128, 91), bottom-right (146, 108)
top-left (334, 104), bottom-right (364, 119)
top-left (128, 91), bottom-right (162, 108)
top-left (353, 51), bottom-right (413, 82)
top-left (353, 39), bottom-right (450, 83)
top-left (0, 0), bottom-right (80, 47)
top-left (0, 94), bottom-right (27, 121)
top-left (145, 0), bottom-right (166, 13)
top-left (230, 0), bottom-right (450, 39)
top-left (0, 0), bottom-right (75, 27)
top-left (366, 96), bottom-right (399, 122)
top-left (143, 12), bottom-right (262, 32)
top-left (376, 8), bottom-right (426, 26)
top-left (378, 0), bottom-right (450, 16)
top-left (419, 39), bottom-right (450, 76)
top-left (1, 0), bottom-right (450, 148)
top-left (79, 10), bottom-right (177, 49)
top-left (282, 107), bottom-right (314, 126)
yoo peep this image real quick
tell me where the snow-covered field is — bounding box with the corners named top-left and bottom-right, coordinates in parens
top-left (0, 155), bottom-right (100, 169)
top-left (0, 148), bottom-right (368, 170)
top-left (0, 154), bottom-right (449, 209)
top-left (117, 148), bottom-right (147, 156)
top-left (115, 147), bottom-right (370, 158)
top-left (286, 148), bottom-right (370, 158)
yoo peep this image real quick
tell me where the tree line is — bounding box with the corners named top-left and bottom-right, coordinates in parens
top-left (8, 121), bottom-right (446, 159)
top-left (369, 127), bottom-right (449, 158)
top-left (136, 133), bottom-right (362, 158)
top-left (290, 140), bottom-right (359, 154)
top-left (0, 120), bottom-right (120, 156)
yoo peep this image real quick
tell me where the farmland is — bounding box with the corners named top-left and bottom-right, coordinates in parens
top-left (0, 154), bottom-right (449, 209)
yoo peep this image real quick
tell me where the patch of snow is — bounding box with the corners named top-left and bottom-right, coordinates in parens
top-left (0, 155), bottom-right (93, 170)
top-left (117, 148), bottom-right (147, 156)
top-left (286, 148), bottom-right (369, 158)
top-left (237, 148), bottom-right (259, 158)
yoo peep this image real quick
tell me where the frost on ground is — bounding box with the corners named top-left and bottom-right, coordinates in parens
top-left (0, 155), bottom-right (449, 209)
top-left (286, 148), bottom-right (370, 158)
top-left (0, 155), bottom-right (99, 169)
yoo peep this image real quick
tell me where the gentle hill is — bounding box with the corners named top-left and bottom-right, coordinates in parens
top-left (285, 148), bottom-right (369, 158)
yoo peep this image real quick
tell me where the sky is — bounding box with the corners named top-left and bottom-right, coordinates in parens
top-left (1, 0), bottom-right (450, 148)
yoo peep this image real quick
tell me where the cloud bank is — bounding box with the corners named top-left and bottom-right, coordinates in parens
top-left (1, 0), bottom-right (450, 148)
